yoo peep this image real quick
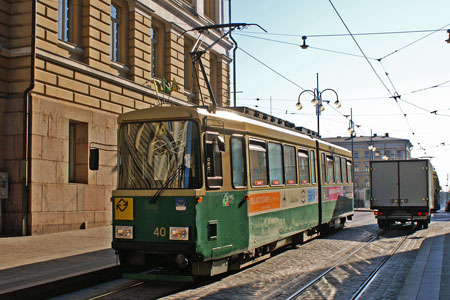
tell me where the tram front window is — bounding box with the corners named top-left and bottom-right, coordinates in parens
top-left (118, 120), bottom-right (201, 189)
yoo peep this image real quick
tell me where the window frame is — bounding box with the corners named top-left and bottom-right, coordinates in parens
top-left (204, 132), bottom-right (224, 189)
top-left (268, 142), bottom-right (284, 187)
top-left (326, 155), bottom-right (335, 184)
top-left (204, 0), bottom-right (216, 22)
top-left (110, 0), bottom-right (129, 65)
top-left (298, 149), bottom-right (310, 185)
top-left (151, 18), bottom-right (166, 79)
top-left (283, 144), bottom-right (297, 185)
top-left (69, 120), bottom-right (88, 184)
top-left (341, 157), bottom-right (348, 183)
top-left (58, 0), bottom-right (82, 45)
top-left (310, 150), bottom-right (317, 184)
top-left (249, 139), bottom-right (269, 188)
top-left (334, 156), bottom-right (342, 183)
top-left (230, 135), bottom-right (247, 189)
top-left (346, 160), bottom-right (353, 183)
top-left (184, 37), bottom-right (194, 92)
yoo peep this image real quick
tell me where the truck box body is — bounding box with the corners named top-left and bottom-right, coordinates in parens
top-left (370, 159), bottom-right (434, 227)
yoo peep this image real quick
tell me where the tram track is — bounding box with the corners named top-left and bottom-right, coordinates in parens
top-left (284, 226), bottom-right (418, 300)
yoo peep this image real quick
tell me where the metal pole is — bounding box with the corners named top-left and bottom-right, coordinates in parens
top-left (270, 96), bottom-right (272, 115)
top-left (316, 73), bottom-right (320, 136)
top-left (351, 108), bottom-right (355, 205)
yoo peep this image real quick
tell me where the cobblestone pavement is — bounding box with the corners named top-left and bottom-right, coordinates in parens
top-left (160, 212), bottom-right (379, 300)
top-left (54, 211), bottom-right (450, 300)
top-left (361, 211), bottom-right (450, 300)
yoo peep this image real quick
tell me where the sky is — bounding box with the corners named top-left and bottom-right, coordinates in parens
top-left (226, 0), bottom-right (450, 190)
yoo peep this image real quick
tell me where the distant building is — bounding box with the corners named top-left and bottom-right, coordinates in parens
top-left (324, 133), bottom-right (412, 207)
top-left (0, 0), bottom-right (232, 235)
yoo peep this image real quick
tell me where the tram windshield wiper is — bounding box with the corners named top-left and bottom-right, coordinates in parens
top-left (149, 163), bottom-right (185, 204)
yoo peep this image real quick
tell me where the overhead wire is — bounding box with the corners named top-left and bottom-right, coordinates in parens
top-left (238, 47), bottom-right (307, 91)
top-left (327, 0), bottom-right (425, 150)
top-left (378, 22), bottom-right (450, 61)
top-left (242, 28), bottom-right (450, 38)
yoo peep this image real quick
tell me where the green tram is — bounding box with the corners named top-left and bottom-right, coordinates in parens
top-left (109, 106), bottom-right (354, 279)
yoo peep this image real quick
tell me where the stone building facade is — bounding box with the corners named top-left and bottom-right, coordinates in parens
top-left (0, 0), bottom-right (232, 235)
top-left (324, 134), bottom-right (412, 207)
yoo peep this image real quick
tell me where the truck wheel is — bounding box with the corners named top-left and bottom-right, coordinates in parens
top-left (377, 220), bottom-right (385, 229)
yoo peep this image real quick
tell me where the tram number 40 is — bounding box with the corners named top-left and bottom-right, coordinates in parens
top-left (153, 227), bottom-right (167, 237)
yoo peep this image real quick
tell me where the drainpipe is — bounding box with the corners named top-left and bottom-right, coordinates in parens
top-left (21, 0), bottom-right (36, 235)
top-left (228, 0), bottom-right (238, 107)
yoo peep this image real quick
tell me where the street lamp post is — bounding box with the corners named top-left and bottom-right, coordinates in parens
top-left (297, 73), bottom-right (340, 137)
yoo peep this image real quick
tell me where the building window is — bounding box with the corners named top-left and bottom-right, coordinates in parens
top-left (204, 0), bottom-right (216, 21)
top-left (184, 37), bottom-right (194, 92)
top-left (151, 19), bottom-right (166, 79)
top-left (111, 1), bottom-right (128, 64)
top-left (58, 0), bottom-right (81, 44)
top-left (210, 52), bottom-right (219, 102)
top-left (354, 163), bottom-right (360, 172)
top-left (69, 121), bottom-right (88, 184)
top-left (397, 150), bottom-right (404, 159)
top-left (364, 151), bottom-right (369, 158)
top-left (353, 151), bottom-right (359, 158)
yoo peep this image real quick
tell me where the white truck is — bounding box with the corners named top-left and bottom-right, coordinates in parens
top-left (370, 159), bottom-right (437, 229)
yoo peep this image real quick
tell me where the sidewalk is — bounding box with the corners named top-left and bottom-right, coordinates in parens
top-left (0, 226), bottom-right (119, 300)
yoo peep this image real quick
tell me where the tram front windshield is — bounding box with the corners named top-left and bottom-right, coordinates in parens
top-left (118, 120), bottom-right (201, 189)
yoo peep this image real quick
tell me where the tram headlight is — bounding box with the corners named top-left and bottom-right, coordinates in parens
top-left (170, 227), bottom-right (189, 241)
top-left (115, 226), bottom-right (133, 239)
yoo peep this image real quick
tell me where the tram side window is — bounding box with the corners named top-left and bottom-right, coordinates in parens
top-left (334, 156), bottom-right (342, 183)
top-left (310, 150), bottom-right (317, 184)
top-left (326, 155), bottom-right (334, 184)
top-left (205, 133), bottom-right (224, 188)
top-left (341, 156), bottom-right (348, 183)
top-left (346, 160), bottom-right (353, 182)
top-left (268, 142), bottom-right (283, 186)
top-left (298, 150), bottom-right (310, 184)
top-left (321, 153), bottom-right (327, 184)
top-left (284, 145), bottom-right (297, 185)
top-left (231, 136), bottom-right (247, 188)
top-left (249, 140), bottom-right (268, 186)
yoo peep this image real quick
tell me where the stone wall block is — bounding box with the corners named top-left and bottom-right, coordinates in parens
top-left (110, 92), bottom-right (135, 108)
top-left (31, 159), bottom-right (56, 184)
top-left (100, 100), bottom-right (122, 114)
top-left (83, 185), bottom-right (105, 211)
top-left (5, 112), bottom-right (23, 136)
top-left (75, 93), bottom-right (101, 108)
top-left (41, 136), bottom-right (64, 161)
top-left (56, 161), bottom-right (69, 184)
top-left (31, 211), bottom-right (64, 226)
top-left (30, 183), bottom-right (43, 212)
top-left (42, 183), bottom-right (78, 212)
top-left (46, 85), bottom-right (74, 102)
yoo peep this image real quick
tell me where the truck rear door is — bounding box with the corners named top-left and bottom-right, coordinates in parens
top-left (371, 161), bottom-right (398, 208)
top-left (399, 160), bottom-right (428, 207)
